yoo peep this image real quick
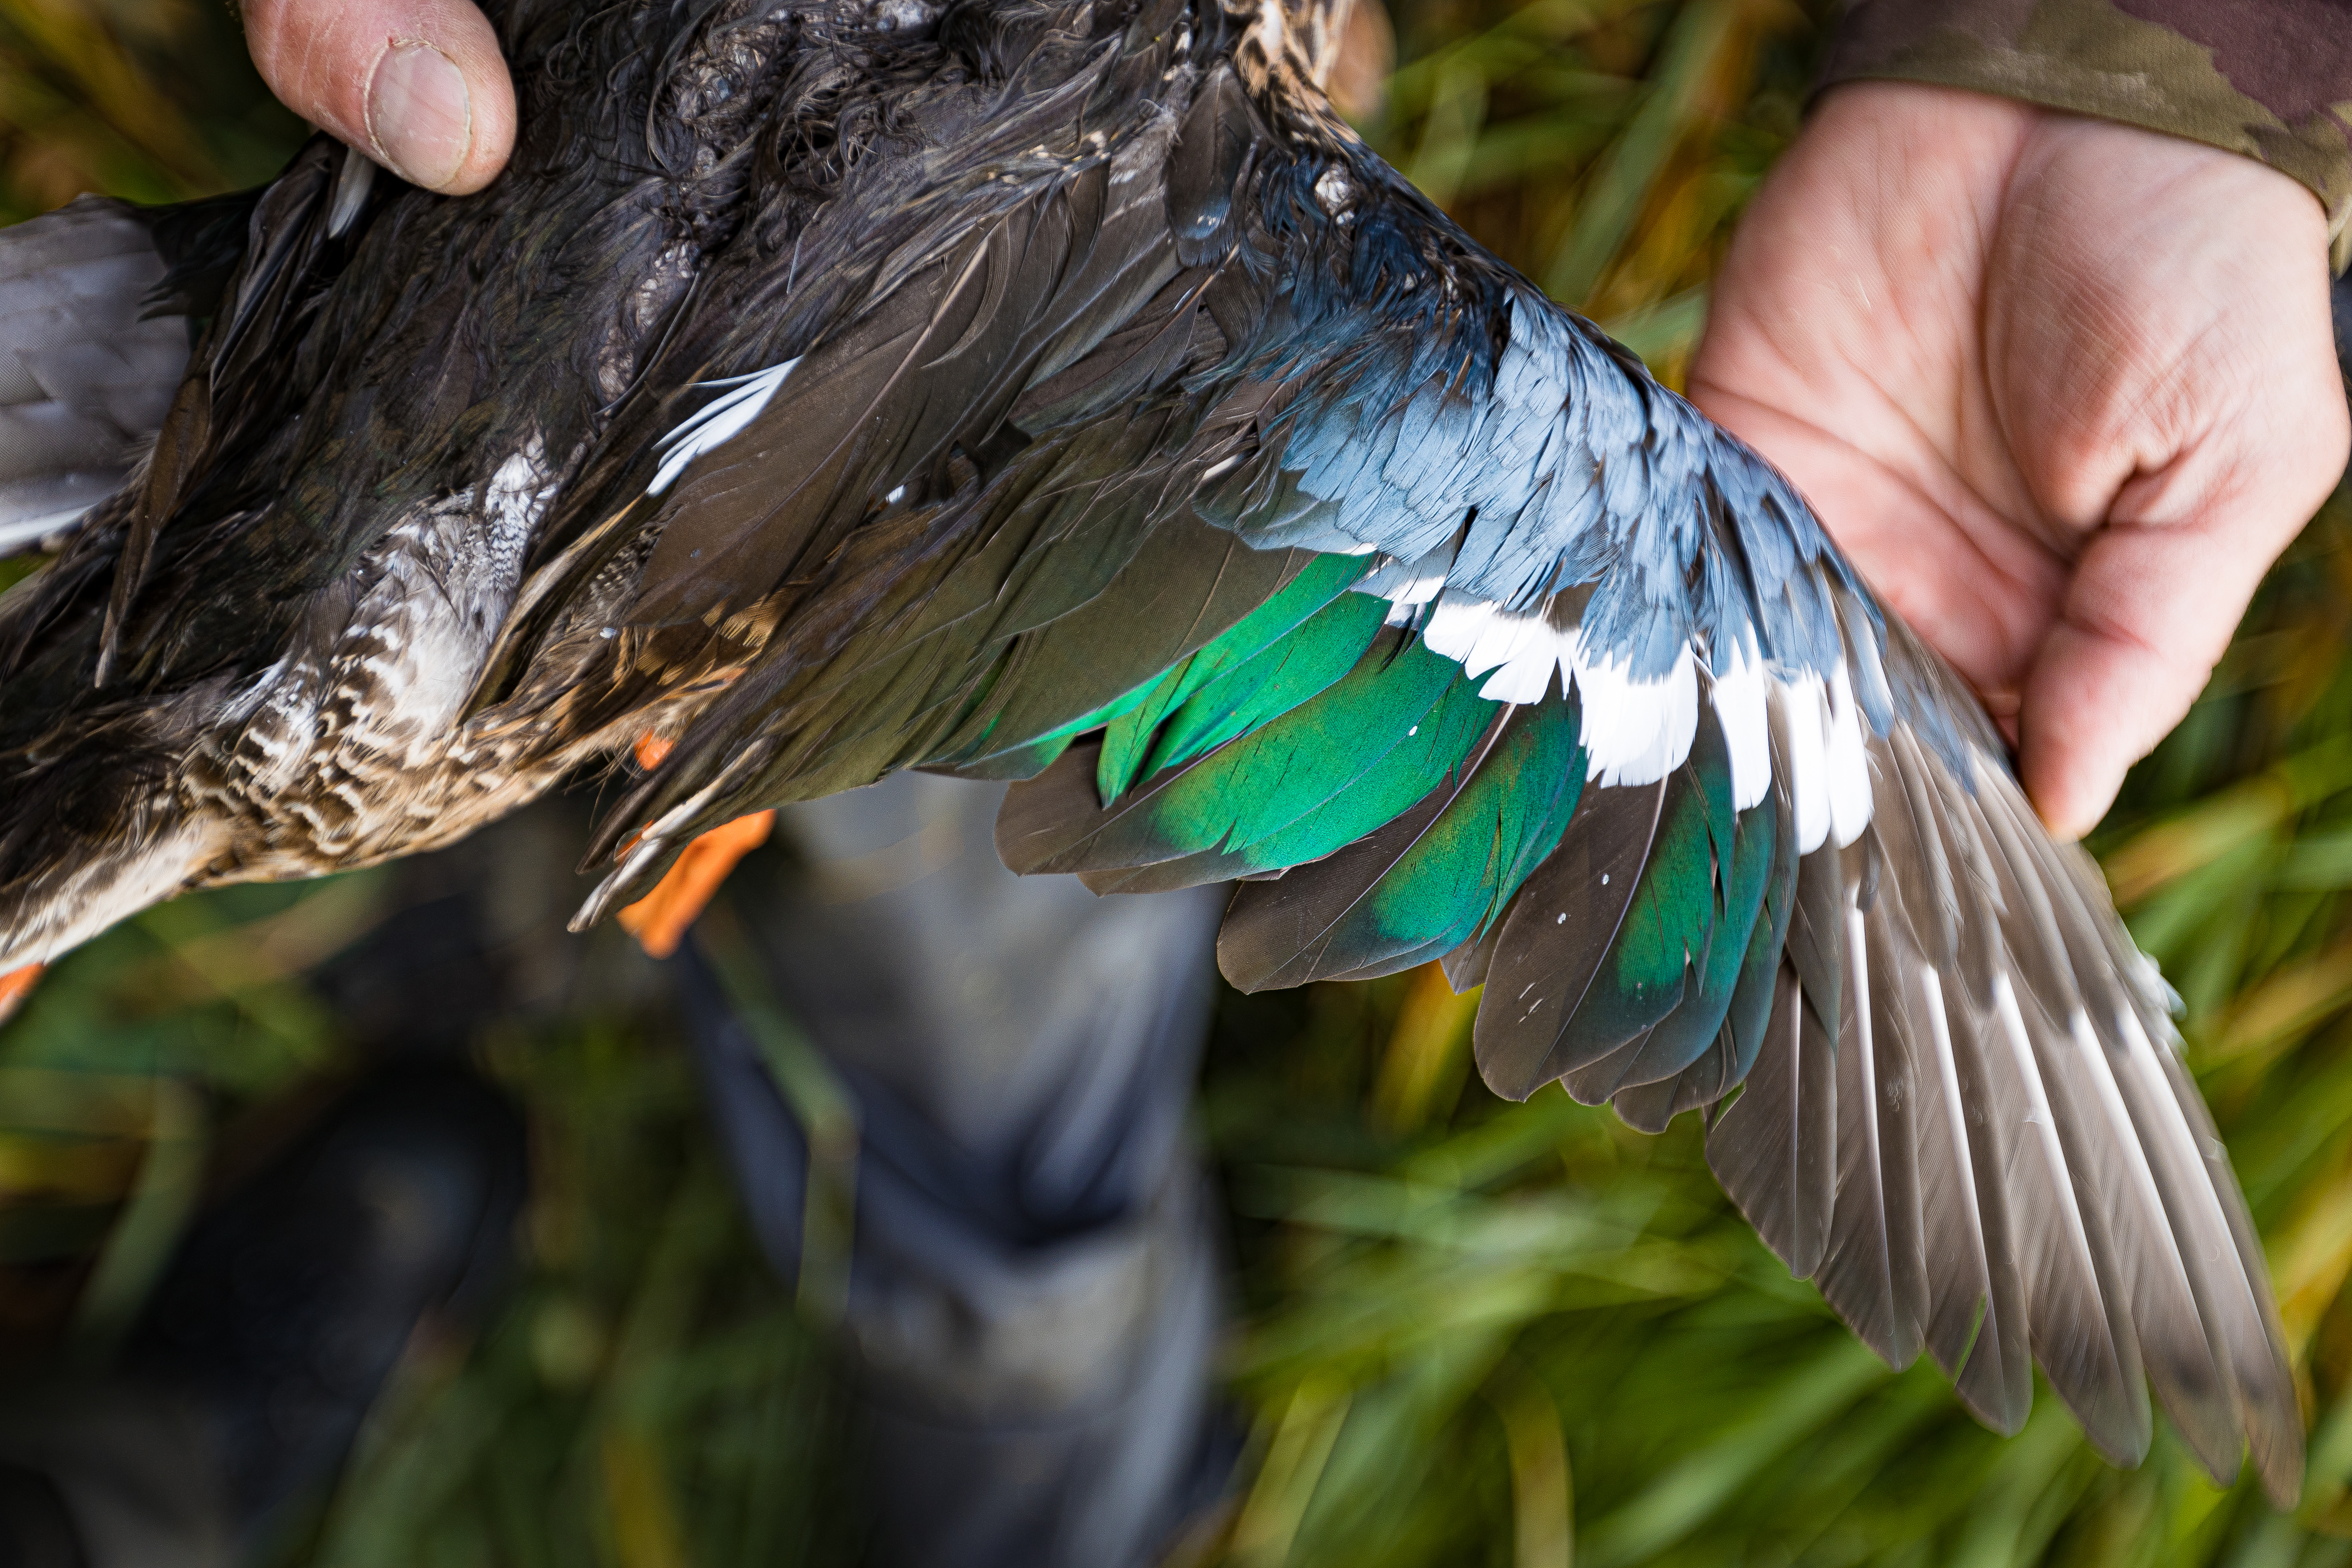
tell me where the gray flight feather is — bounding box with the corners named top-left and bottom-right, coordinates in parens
top-left (0, 198), bottom-right (187, 556)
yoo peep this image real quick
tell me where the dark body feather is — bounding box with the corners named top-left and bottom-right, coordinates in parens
top-left (0, 0), bottom-right (2306, 1496)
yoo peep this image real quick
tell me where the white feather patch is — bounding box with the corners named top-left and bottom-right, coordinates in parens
top-left (1778, 672), bottom-right (1830, 855)
top-left (1825, 661), bottom-right (1874, 847)
top-left (1572, 638), bottom-right (1698, 789)
top-left (649, 359), bottom-right (801, 495)
top-left (1420, 593), bottom-right (1577, 705)
top-left (1709, 630), bottom-right (1770, 813)
top-left (328, 145), bottom-right (377, 238)
top-left (1419, 594), bottom-right (1506, 670)
top-left (1411, 588), bottom-right (1599, 705)
top-left (1480, 639), bottom-right (1561, 704)
top-left (1388, 586), bottom-right (1714, 755)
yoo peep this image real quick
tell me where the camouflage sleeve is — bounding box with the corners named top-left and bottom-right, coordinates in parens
top-left (1823, 1), bottom-right (2352, 268)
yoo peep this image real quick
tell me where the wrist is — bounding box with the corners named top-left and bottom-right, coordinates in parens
top-left (1816, 0), bottom-right (2352, 266)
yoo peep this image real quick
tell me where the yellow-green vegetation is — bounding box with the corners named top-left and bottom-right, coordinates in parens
top-left (7, 0), bottom-right (2352, 1563)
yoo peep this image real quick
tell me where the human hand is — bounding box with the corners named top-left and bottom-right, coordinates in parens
top-left (1689, 82), bottom-right (2350, 839)
top-left (241, 0), bottom-right (515, 195)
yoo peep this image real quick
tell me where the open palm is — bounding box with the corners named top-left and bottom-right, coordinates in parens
top-left (1691, 82), bottom-right (2348, 838)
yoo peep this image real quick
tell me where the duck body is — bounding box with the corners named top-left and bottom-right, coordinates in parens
top-left (0, 0), bottom-right (782, 951)
top-left (0, 0), bottom-right (2311, 1496)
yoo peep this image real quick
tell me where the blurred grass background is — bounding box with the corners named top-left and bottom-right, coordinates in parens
top-left (6, 0), bottom-right (2352, 1563)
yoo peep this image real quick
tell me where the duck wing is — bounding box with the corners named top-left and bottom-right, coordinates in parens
top-left (504, 16), bottom-right (2298, 1496)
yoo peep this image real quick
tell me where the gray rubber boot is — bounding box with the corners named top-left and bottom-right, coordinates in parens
top-left (677, 772), bottom-right (1236, 1568)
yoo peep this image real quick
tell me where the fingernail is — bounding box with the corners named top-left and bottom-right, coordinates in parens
top-left (367, 42), bottom-right (471, 190)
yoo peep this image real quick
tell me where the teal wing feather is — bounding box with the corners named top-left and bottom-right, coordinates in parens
top-left (1095, 551), bottom-right (1370, 799)
top-left (1584, 788), bottom-right (1778, 1126)
top-left (997, 629), bottom-right (1489, 890)
top-left (1215, 686), bottom-right (1584, 989)
top-left (1111, 580), bottom-right (1388, 794)
top-left (1550, 710), bottom-right (1741, 1100)
top-left (1462, 774), bottom-right (1664, 1101)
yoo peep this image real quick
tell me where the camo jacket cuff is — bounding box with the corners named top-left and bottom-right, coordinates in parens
top-left (1823, 0), bottom-right (2352, 271)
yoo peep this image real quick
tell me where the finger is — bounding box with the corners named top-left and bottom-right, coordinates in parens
top-left (243, 0), bottom-right (515, 195)
top-left (2018, 546), bottom-right (2241, 842)
top-left (1987, 125), bottom-right (2347, 837)
top-left (2019, 390), bottom-right (2349, 839)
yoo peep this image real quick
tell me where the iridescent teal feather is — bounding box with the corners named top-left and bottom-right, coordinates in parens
top-left (1073, 632), bottom-right (1494, 892)
top-left (1099, 576), bottom-right (1385, 801)
top-left (1566, 792), bottom-right (1780, 1105)
top-left (1721, 788), bottom-right (1800, 1084)
top-left (1217, 686), bottom-right (1587, 988)
top-left (1547, 715), bottom-right (1735, 1071)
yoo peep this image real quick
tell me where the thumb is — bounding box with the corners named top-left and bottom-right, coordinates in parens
top-left (2015, 528), bottom-right (2245, 841)
top-left (2018, 437), bottom-right (2342, 840)
top-left (243, 0), bottom-right (515, 195)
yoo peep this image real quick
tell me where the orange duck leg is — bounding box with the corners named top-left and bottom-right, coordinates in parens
top-left (0, 963), bottom-right (42, 1026)
top-left (615, 733), bottom-right (775, 959)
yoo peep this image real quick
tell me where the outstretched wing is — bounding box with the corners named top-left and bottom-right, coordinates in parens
top-left (487, 9), bottom-right (2298, 1496)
